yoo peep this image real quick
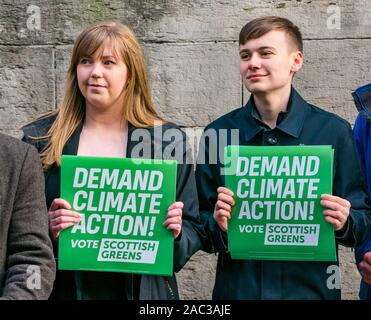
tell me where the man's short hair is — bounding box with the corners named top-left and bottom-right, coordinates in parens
top-left (239, 16), bottom-right (303, 52)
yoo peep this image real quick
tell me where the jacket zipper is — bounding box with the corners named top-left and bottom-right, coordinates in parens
top-left (166, 279), bottom-right (175, 300)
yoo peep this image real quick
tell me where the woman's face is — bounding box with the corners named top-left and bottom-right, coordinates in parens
top-left (77, 41), bottom-right (128, 114)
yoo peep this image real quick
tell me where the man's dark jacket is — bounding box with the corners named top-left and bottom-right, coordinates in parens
top-left (0, 133), bottom-right (55, 299)
top-left (22, 116), bottom-right (204, 300)
top-left (196, 88), bottom-right (371, 300)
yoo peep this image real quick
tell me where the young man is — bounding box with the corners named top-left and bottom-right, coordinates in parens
top-left (352, 84), bottom-right (371, 300)
top-left (196, 16), bottom-right (371, 299)
top-left (0, 133), bottom-right (55, 299)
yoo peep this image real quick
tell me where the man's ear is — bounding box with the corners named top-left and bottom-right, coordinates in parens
top-left (291, 51), bottom-right (303, 73)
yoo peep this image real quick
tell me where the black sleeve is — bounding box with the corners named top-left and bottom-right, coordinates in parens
top-left (172, 130), bottom-right (206, 272)
top-left (195, 130), bottom-right (229, 254)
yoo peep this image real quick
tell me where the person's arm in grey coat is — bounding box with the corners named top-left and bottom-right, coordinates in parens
top-left (0, 142), bottom-right (55, 299)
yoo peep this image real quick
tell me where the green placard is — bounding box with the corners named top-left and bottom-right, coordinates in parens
top-left (224, 145), bottom-right (336, 261)
top-left (59, 155), bottom-right (177, 276)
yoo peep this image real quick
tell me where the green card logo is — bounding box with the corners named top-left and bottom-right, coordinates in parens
top-left (59, 156), bottom-right (177, 276)
top-left (225, 145), bottom-right (336, 261)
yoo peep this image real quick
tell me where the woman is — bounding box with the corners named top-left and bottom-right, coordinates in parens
top-left (22, 21), bottom-right (204, 300)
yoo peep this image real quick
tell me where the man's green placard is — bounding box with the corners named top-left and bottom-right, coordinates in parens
top-left (224, 145), bottom-right (336, 261)
top-left (59, 155), bottom-right (177, 276)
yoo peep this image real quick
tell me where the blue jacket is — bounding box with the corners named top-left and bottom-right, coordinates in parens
top-left (353, 113), bottom-right (371, 300)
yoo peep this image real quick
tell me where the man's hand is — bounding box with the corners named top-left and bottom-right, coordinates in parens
top-left (213, 187), bottom-right (235, 232)
top-left (359, 252), bottom-right (371, 285)
top-left (320, 194), bottom-right (350, 231)
top-left (164, 202), bottom-right (183, 239)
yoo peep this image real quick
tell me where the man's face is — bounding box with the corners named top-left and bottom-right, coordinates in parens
top-left (239, 30), bottom-right (302, 95)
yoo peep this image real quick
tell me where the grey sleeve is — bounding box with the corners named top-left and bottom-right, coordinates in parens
top-left (1, 145), bottom-right (55, 300)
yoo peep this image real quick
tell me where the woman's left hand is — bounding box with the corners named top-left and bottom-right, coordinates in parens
top-left (164, 201), bottom-right (184, 239)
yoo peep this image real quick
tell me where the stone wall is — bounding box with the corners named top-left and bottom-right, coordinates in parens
top-left (1, 0), bottom-right (369, 299)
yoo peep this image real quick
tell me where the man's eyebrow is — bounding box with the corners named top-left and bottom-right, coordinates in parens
top-left (258, 46), bottom-right (276, 51)
top-left (239, 46), bottom-right (276, 54)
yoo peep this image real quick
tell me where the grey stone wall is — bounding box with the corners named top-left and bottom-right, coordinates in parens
top-left (1, 0), bottom-right (369, 299)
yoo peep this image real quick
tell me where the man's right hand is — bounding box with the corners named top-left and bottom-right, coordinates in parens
top-left (48, 198), bottom-right (81, 239)
top-left (359, 251), bottom-right (371, 285)
top-left (213, 187), bottom-right (235, 232)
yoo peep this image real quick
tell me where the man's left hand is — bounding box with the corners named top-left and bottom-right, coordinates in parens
top-left (321, 194), bottom-right (350, 231)
top-left (359, 252), bottom-right (371, 285)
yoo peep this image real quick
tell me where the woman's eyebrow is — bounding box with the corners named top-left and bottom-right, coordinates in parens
top-left (101, 54), bottom-right (116, 58)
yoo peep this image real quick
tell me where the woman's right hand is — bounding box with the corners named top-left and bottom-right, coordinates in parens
top-left (48, 198), bottom-right (82, 239)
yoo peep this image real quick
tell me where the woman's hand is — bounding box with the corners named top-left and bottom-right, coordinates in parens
top-left (48, 198), bottom-right (81, 239)
top-left (164, 202), bottom-right (184, 239)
